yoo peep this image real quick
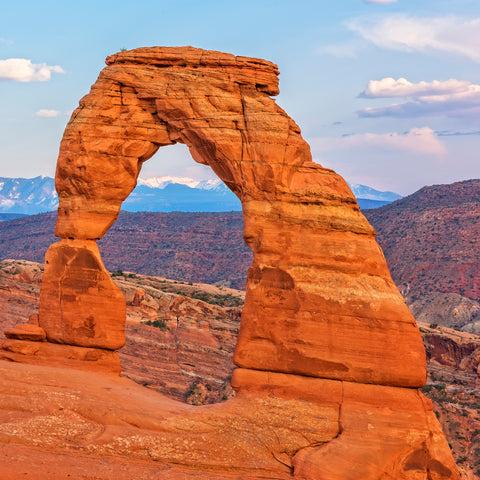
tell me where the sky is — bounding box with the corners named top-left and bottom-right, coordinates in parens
top-left (1, 0), bottom-right (479, 195)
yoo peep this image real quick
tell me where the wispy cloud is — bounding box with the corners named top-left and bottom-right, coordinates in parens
top-left (0, 58), bottom-right (65, 82)
top-left (309, 127), bottom-right (450, 194)
top-left (317, 41), bottom-right (361, 58)
top-left (436, 130), bottom-right (480, 137)
top-left (35, 109), bottom-right (61, 118)
top-left (358, 77), bottom-right (480, 117)
top-left (348, 15), bottom-right (480, 62)
top-left (311, 127), bottom-right (447, 156)
top-left (364, 0), bottom-right (397, 4)
top-left (361, 78), bottom-right (475, 98)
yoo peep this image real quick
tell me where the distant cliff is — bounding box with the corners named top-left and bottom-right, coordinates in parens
top-left (365, 179), bottom-right (480, 333)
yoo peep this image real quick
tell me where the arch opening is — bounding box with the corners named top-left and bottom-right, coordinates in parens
top-left (95, 141), bottom-right (251, 404)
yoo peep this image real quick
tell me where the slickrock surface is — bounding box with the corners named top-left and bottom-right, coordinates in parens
top-left (2, 261), bottom-right (473, 477)
top-left (0, 361), bottom-right (455, 480)
top-left (2, 47), bottom-right (458, 478)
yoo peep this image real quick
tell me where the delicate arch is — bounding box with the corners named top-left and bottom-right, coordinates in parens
top-left (41, 46), bottom-right (425, 386)
top-left (29, 46), bottom-right (460, 480)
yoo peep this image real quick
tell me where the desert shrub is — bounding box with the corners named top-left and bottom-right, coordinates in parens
top-left (143, 319), bottom-right (168, 331)
top-left (190, 291), bottom-right (243, 307)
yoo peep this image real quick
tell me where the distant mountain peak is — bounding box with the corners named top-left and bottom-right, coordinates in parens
top-left (0, 175), bottom-right (401, 214)
top-left (347, 183), bottom-right (402, 202)
top-left (137, 176), bottom-right (224, 191)
top-left (138, 176), bottom-right (201, 189)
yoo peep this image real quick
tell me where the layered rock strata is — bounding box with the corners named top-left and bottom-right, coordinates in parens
top-left (2, 47), bottom-right (459, 478)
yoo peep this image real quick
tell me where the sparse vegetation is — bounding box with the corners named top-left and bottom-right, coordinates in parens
top-left (189, 291), bottom-right (243, 307)
top-left (142, 319), bottom-right (168, 331)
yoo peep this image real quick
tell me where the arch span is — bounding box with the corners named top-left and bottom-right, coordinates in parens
top-left (30, 46), bottom-right (460, 479)
top-left (40, 46), bottom-right (425, 385)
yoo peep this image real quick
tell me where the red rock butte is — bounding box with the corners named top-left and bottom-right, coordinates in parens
top-left (0, 47), bottom-right (459, 479)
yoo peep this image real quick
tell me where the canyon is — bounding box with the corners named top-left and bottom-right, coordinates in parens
top-left (1, 177), bottom-right (479, 300)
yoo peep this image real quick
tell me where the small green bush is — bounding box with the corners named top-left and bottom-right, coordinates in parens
top-left (143, 319), bottom-right (168, 331)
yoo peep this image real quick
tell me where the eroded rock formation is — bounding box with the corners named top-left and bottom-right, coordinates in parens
top-left (1, 47), bottom-right (459, 479)
top-left (2, 261), bottom-right (479, 476)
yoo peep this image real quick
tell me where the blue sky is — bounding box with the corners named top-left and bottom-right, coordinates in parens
top-left (1, 0), bottom-right (479, 195)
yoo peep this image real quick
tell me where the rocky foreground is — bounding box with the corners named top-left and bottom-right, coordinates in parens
top-left (0, 259), bottom-right (478, 478)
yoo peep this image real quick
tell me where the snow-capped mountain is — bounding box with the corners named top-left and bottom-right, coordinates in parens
top-left (0, 176), bottom-right (57, 214)
top-left (124, 178), bottom-right (239, 212)
top-left (0, 175), bottom-right (402, 215)
top-left (138, 176), bottom-right (226, 191)
top-left (348, 183), bottom-right (402, 202)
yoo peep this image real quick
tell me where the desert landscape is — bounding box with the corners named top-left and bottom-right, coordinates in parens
top-left (2, 1), bottom-right (480, 479)
top-left (1, 257), bottom-right (480, 478)
top-left (0, 45), bottom-right (463, 479)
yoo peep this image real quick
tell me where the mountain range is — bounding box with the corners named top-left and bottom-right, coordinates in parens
top-left (0, 178), bottom-right (478, 327)
top-left (0, 176), bottom-right (400, 215)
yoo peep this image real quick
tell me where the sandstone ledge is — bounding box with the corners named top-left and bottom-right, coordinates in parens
top-left (0, 360), bottom-right (457, 479)
top-left (0, 339), bottom-right (121, 374)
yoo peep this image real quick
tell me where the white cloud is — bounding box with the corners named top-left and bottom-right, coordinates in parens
top-left (358, 77), bottom-right (480, 117)
top-left (0, 58), bottom-right (65, 82)
top-left (311, 127), bottom-right (447, 157)
top-left (309, 127), bottom-right (453, 195)
top-left (364, 0), bottom-right (397, 4)
top-left (35, 109), bottom-right (61, 118)
top-left (361, 78), bottom-right (475, 98)
top-left (317, 41), bottom-right (361, 58)
top-left (348, 15), bottom-right (480, 62)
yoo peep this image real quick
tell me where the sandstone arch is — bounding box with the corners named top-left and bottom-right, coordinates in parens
top-left (32, 47), bottom-right (458, 479)
top-left (40, 46), bottom-right (424, 385)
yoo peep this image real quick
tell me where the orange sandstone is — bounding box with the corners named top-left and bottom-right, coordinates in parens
top-left (50, 47), bottom-right (425, 385)
top-left (39, 239), bottom-right (125, 349)
top-left (0, 46), bottom-right (459, 479)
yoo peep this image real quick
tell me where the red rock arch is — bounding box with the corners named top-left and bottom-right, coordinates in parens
top-left (40, 46), bottom-right (425, 386)
top-left (31, 46), bottom-right (460, 479)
